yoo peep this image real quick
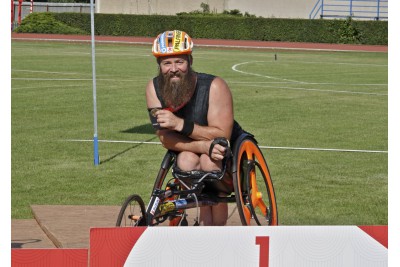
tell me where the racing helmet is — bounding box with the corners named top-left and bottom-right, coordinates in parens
top-left (152, 30), bottom-right (193, 58)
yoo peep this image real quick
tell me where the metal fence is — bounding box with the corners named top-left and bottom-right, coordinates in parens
top-left (309, 0), bottom-right (388, 20)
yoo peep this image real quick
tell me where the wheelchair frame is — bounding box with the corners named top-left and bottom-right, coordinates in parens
top-left (116, 133), bottom-right (278, 227)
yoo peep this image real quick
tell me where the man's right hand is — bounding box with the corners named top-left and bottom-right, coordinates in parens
top-left (155, 109), bottom-right (184, 132)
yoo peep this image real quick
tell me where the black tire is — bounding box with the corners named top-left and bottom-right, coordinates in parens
top-left (116, 194), bottom-right (147, 227)
top-left (232, 135), bottom-right (278, 226)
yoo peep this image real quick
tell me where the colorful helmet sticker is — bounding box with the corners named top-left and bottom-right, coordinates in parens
top-left (173, 30), bottom-right (183, 53)
top-left (159, 32), bottom-right (166, 54)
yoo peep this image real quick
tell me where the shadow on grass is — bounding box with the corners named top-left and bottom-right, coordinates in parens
top-left (121, 123), bottom-right (155, 135)
top-left (100, 123), bottom-right (158, 165)
top-left (100, 136), bottom-right (159, 165)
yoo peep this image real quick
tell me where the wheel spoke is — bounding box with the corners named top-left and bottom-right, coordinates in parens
top-left (243, 205), bottom-right (252, 225)
top-left (116, 194), bottom-right (147, 227)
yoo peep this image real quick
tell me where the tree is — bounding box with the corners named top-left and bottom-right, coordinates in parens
top-left (200, 2), bottom-right (210, 14)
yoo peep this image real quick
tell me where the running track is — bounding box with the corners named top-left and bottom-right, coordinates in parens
top-left (11, 33), bottom-right (387, 52)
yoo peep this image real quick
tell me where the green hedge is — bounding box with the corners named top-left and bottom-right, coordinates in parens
top-left (15, 12), bottom-right (388, 45)
top-left (14, 12), bottom-right (87, 35)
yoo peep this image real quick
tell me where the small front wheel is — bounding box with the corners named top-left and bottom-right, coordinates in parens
top-left (116, 194), bottom-right (147, 227)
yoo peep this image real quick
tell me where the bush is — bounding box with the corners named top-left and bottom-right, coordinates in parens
top-left (14, 12), bottom-right (87, 34)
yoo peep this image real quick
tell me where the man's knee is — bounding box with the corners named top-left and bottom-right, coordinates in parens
top-left (199, 154), bottom-right (222, 171)
top-left (177, 151), bottom-right (200, 171)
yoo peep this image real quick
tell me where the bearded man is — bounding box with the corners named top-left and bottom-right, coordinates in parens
top-left (145, 30), bottom-right (245, 226)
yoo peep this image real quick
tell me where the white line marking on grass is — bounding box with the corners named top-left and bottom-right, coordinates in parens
top-left (232, 61), bottom-right (304, 83)
top-left (12, 69), bottom-right (86, 75)
top-left (12, 84), bottom-right (85, 90)
top-left (11, 78), bottom-right (148, 82)
top-left (12, 78), bottom-right (93, 81)
top-left (230, 81), bottom-right (388, 86)
top-left (65, 139), bottom-right (387, 153)
top-left (238, 84), bottom-right (388, 96)
top-left (11, 69), bottom-right (150, 82)
top-left (192, 44), bottom-right (385, 53)
top-left (67, 139), bottom-right (162, 145)
top-left (55, 51), bottom-right (150, 57)
top-left (297, 61), bottom-right (387, 67)
top-left (259, 145), bottom-right (387, 153)
top-left (232, 61), bottom-right (386, 84)
top-left (231, 61), bottom-right (387, 95)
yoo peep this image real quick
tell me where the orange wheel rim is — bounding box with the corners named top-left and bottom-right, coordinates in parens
top-left (236, 140), bottom-right (278, 225)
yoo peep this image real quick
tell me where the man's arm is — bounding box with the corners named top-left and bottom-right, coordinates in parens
top-left (145, 78), bottom-right (234, 158)
top-left (191, 77), bottom-right (233, 141)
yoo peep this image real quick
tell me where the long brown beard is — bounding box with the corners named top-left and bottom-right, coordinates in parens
top-left (158, 68), bottom-right (196, 110)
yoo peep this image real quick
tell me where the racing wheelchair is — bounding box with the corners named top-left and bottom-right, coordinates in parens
top-left (116, 133), bottom-right (278, 227)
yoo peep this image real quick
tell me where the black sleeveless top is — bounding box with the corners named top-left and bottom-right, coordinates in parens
top-left (153, 72), bottom-right (244, 143)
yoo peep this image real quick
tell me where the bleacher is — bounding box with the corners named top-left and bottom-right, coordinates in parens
top-left (309, 0), bottom-right (388, 20)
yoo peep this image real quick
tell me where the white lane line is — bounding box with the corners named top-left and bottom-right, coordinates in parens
top-left (12, 78), bottom-right (93, 81)
top-left (231, 61), bottom-right (388, 83)
top-left (229, 81), bottom-right (387, 86)
top-left (232, 61), bottom-right (304, 83)
top-left (231, 61), bottom-right (387, 95)
top-left (65, 139), bottom-right (387, 154)
top-left (191, 43), bottom-right (384, 53)
top-left (12, 84), bottom-right (84, 90)
top-left (12, 69), bottom-right (86, 75)
top-left (11, 78), bottom-right (148, 82)
top-left (259, 145), bottom-right (387, 153)
top-left (292, 61), bottom-right (387, 67)
top-left (238, 83), bottom-right (388, 96)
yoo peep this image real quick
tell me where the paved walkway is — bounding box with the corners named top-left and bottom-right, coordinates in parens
top-left (12, 204), bottom-right (242, 248)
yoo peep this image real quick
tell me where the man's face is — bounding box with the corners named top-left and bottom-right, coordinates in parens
top-left (159, 55), bottom-right (190, 80)
top-left (158, 55), bottom-right (195, 110)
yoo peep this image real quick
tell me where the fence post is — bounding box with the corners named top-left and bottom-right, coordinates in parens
top-left (321, 0), bottom-right (324, 18)
top-left (17, 0), bottom-right (23, 24)
top-left (376, 0), bottom-right (380, 20)
top-left (11, 0), bottom-right (14, 29)
top-left (350, 0), bottom-right (353, 17)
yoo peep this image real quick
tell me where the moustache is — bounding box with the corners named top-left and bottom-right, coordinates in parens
top-left (168, 73), bottom-right (181, 79)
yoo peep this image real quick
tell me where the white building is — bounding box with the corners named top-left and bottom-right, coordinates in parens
top-left (96, 0), bottom-right (317, 19)
top-left (96, 0), bottom-right (387, 20)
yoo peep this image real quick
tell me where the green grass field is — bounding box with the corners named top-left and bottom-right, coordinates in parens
top-left (11, 40), bottom-right (388, 225)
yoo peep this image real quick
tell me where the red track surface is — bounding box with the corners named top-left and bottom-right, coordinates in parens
top-left (11, 33), bottom-right (387, 52)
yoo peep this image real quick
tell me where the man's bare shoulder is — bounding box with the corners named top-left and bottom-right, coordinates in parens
top-left (210, 76), bottom-right (232, 95)
top-left (211, 76), bottom-right (228, 85)
top-left (146, 79), bottom-right (154, 90)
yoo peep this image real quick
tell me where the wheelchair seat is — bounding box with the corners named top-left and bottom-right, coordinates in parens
top-left (171, 154), bottom-right (234, 194)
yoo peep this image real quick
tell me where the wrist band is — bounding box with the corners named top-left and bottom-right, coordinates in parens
top-left (180, 119), bottom-right (194, 136)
